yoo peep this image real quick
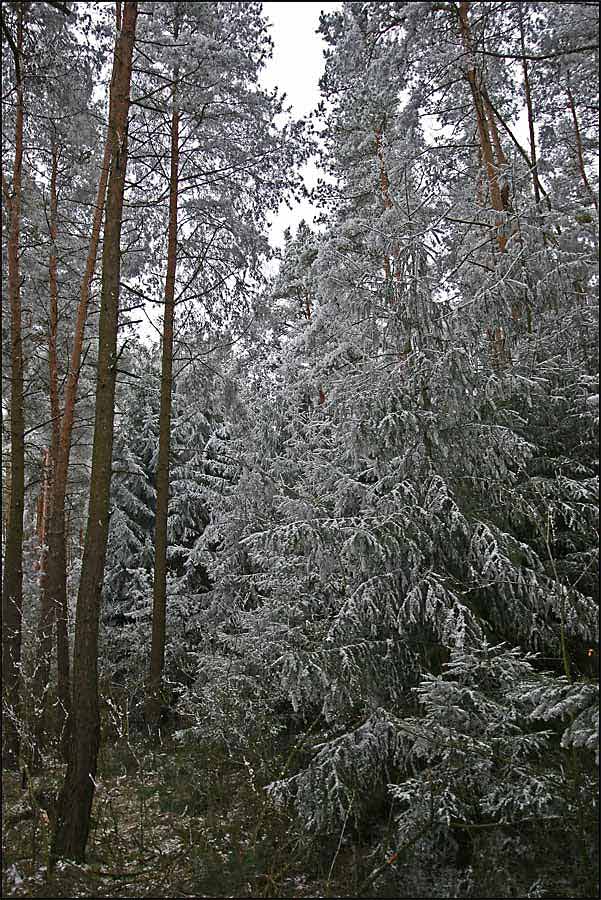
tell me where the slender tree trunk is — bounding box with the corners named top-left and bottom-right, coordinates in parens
top-left (484, 99), bottom-right (508, 169)
top-left (517, 2), bottom-right (541, 207)
top-left (43, 131), bottom-right (113, 764)
top-left (302, 287), bottom-right (312, 321)
top-left (483, 97), bottom-right (511, 211)
top-left (479, 84), bottom-right (548, 198)
top-left (565, 73), bottom-right (598, 211)
top-left (33, 140), bottom-right (62, 756)
top-left (374, 122), bottom-right (393, 280)
top-left (51, 1), bottom-right (137, 862)
top-left (457, 1), bottom-right (507, 252)
top-left (2, 457), bottom-right (11, 547)
top-left (147, 10), bottom-right (180, 733)
top-left (2, 4), bottom-right (26, 772)
top-left (35, 449), bottom-right (50, 550)
top-left (375, 125), bottom-right (393, 211)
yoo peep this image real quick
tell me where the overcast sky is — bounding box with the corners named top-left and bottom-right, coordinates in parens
top-left (260, 2), bottom-right (340, 248)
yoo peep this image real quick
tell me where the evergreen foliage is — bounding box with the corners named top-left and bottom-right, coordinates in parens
top-left (1, 1), bottom-right (598, 894)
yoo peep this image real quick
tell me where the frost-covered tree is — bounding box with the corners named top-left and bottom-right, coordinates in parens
top-left (379, 644), bottom-right (598, 897)
top-left (101, 338), bottom-right (217, 721)
top-left (2, 1), bottom-right (597, 890)
top-left (171, 4), bottom-right (598, 895)
top-left (121, 0), bottom-right (308, 729)
top-left (102, 346), bottom-right (158, 691)
top-left (2, 0), bottom-right (108, 767)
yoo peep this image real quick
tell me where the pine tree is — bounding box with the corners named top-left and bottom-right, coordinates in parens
top-left (51, 1), bottom-right (138, 862)
top-left (172, 6), bottom-right (598, 894)
top-left (28, 4), bottom-right (112, 760)
top-left (102, 344), bottom-right (159, 699)
top-left (125, 0), bottom-right (308, 730)
top-left (2, 0), bottom-right (27, 772)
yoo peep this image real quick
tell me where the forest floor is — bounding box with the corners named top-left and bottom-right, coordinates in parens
top-left (1, 740), bottom-right (380, 899)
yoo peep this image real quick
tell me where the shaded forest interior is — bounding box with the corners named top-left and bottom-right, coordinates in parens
top-left (1, 1), bottom-right (599, 897)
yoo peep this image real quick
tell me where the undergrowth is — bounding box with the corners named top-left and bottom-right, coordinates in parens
top-left (1, 739), bottom-right (383, 899)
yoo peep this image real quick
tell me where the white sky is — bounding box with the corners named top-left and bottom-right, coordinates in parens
top-left (260, 1), bottom-right (340, 248)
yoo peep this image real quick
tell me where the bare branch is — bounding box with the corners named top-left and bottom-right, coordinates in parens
top-left (480, 43), bottom-right (598, 62)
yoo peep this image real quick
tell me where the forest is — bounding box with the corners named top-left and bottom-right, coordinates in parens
top-left (1, 1), bottom-right (599, 897)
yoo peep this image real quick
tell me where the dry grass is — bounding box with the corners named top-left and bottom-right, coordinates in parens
top-left (1, 741), bottom-right (373, 899)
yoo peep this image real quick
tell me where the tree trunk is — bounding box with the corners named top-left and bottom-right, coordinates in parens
top-left (147, 9), bottom-right (180, 733)
top-left (43, 128), bottom-right (113, 765)
top-left (517, 2), bottom-right (542, 207)
top-left (2, 456), bottom-right (11, 546)
top-left (35, 449), bottom-right (50, 550)
top-left (374, 122), bottom-right (393, 281)
top-left (51, 1), bottom-right (137, 862)
top-left (2, 3), bottom-right (26, 772)
top-left (457, 1), bottom-right (507, 252)
top-left (33, 139), bottom-right (62, 756)
top-left (565, 73), bottom-right (598, 211)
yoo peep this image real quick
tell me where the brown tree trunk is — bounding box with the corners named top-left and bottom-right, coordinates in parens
top-left (375, 125), bottom-right (393, 211)
top-left (33, 139), bottom-right (62, 755)
top-left (43, 129), bottom-right (113, 765)
top-left (483, 98), bottom-right (511, 211)
top-left (457, 1), bottom-right (507, 252)
top-left (147, 10), bottom-right (180, 733)
top-left (302, 287), bottom-right (312, 321)
top-left (484, 98), bottom-right (508, 170)
top-left (2, 457), bottom-right (11, 546)
top-left (375, 123), bottom-right (393, 280)
top-left (51, 1), bottom-right (138, 862)
top-left (36, 449), bottom-right (50, 550)
top-left (2, 3), bottom-right (26, 772)
top-left (565, 73), bottom-right (598, 211)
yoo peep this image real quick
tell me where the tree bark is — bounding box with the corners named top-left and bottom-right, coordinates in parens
top-left (565, 73), bottom-right (598, 211)
top-left (374, 122), bottom-right (393, 281)
top-left (2, 456), bottom-right (11, 546)
top-left (147, 6), bottom-right (180, 733)
top-left (457, 1), bottom-right (507, 252)
top-left (42, 128), bottom-right (112, 764)
top-left (2, 2), bottom-right (26, 772)
top-left (35, 449), bottom-right (51, 549)
top-left (51, 1), bottom-right (137, 862)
